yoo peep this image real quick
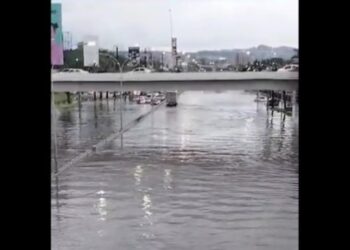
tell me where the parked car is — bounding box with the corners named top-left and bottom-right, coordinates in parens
top-left (145, 95), bottom-right (152, 104)
top-left (158, 94), bottom-right (166, 101)
top-left (151, 97), bottom-right (162, 105)
top-left (277, 64), bottom-right (299, 72)
top-left (60, 68), bottom-right (89, 73)
top-left (137, 96), bottom-right (146, 104)
top-left (129, 67), bottom-right (152, 73)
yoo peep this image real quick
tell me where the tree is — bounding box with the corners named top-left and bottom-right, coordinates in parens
top-left (198, 58), bottom-right (207, 65)
top-left (63, 48), bottom-right (83, 68)
top-left (98, 50), bottom-right (127, 72)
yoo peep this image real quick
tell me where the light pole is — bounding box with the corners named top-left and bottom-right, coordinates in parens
top-left (114, 45), bottom-right (119, 60)
top-left (162, 52), bottom-right (165, 71)
top-left (92, 60), bottom-right (97, 73)
top-left (51, 65), bottom-right (58, 174)
top-left (246, 51), bottom-right (251, 66)
top-left (101, 53), bottom-right (137, 132)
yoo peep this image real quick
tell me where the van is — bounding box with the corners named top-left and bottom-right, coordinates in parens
top-left (166, 91), bottom-right (177, 107)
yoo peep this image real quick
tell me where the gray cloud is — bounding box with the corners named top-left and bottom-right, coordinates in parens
top-left (55, 0), bottom-right (298, 51)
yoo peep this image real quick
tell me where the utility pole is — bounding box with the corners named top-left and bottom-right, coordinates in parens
top-left (144, 48), bottom-right (147, 67)
top-left (149, 50), bottom-right (153, 68)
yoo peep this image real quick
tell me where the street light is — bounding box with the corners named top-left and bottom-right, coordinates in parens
top-left (101, 53), bottom-right (138, 133)
top-left (51, 65), bottom-right (58, 174)
top-left (115, 59), bottom-right (130, 133)
top-left (92, 60), bottom-right (97, 72)
top-left (114, 45), bottom-right (119, 59)
top-left (162, 52), bottom-right (165, 70)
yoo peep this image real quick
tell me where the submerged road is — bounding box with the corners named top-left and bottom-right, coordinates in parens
top-left (52, 90), bottom-right (298, 250)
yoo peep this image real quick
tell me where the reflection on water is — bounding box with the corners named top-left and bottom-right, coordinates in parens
top-left (96, 197), bottom-right (107, 221)
top-left (142, 194), bottom-right (152, 221)
top-left (52, 91), bottom-right (298, 250)
top-left (163, 169), bottom-right (173, 190)
top-left (52, 99), bottom-right (151, 169)
top-left (134, 165), bottom-right (143, 187)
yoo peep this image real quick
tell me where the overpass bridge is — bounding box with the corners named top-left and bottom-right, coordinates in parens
top-left (52, 72), bottom-right (298, 92)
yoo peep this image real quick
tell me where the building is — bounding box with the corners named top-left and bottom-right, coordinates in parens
top-left (51, 3), bottom-right (64, 66)
top-left (63, 31), bottom-right (73, 51)
top-left (78, 35), bottom-right (99, 67)
top-left (235, 52), bottom-right (249, 66)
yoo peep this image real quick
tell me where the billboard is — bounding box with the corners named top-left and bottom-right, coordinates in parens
top-left (83, 36), bottom-right (99, 67)
top-left (128, 47), bottom-right (140, 60)
top-left (51, 3), bottom-right (64, 65)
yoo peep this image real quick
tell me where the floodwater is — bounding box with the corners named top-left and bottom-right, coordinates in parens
top-left (51, 91), bottom-right (298, 250)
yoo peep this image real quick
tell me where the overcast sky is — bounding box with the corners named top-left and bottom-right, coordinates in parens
top-left (54, 0), bottom-right (298, 52)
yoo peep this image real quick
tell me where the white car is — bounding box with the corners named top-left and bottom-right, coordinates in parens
top-left (151, 98), bottom-right (161, 105)
top-left (137, 96), bottom-right (146, 104)
top-left (145, 95), bottom-right (152, 104)
top-left (130, 67), bottom-right (152, 73)
top-left (60, 68), bottom-right (89, 74)
top-left (277, 64), bottom-right (298, 72)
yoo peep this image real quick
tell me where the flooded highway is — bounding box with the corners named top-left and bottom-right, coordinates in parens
top-left (51, 91), bottom-right (298, 250)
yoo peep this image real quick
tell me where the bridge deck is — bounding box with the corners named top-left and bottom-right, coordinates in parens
top-left (52, 72), bottom-right (298, 92)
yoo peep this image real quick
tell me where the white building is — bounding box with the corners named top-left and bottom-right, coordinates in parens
top-left (81, 35), bottom-right (99, 67)
top-left (235, 52), bottom-right (249, 66)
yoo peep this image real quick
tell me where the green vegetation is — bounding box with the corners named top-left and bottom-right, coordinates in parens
top-left (53, 92), bottom-right (76, 109)
top-left (63, 48), bottom-right (128, 72)
top-left (63, 48), bottom-right (83, 68)
top-left (53, 92), bottom-right (68, 104)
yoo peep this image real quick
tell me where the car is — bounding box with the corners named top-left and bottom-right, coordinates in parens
top-left (60, 68), bottom-right (89, 74)
top-left (137, 96), bottom-right (146, 104)
top-left (145, 95), bottom-right (152, 104)
top-left (133, 95), bottom-right (140, 102)
top-left (277, 64), bottom-right (299, 72)
top-left (172, 67), bottom-right (182, 73)
top-left (161, 67), bottom-right (170, 72)
top-left (151, 98), bottom-right (161, 105)
top-left (129, 67), bottom-right (152, 73)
